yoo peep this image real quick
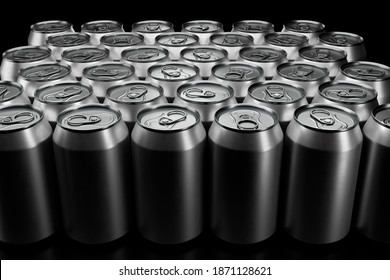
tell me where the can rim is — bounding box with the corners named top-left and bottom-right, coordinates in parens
top-left (2, 45), bottom-right (52, 63)
top-left (264, 32), bottom-right (309, 47)
top-left (371, 103), bottom-right (390, 129)
top-left (17, 62), bottom-right (72, 82)
top-left (340, 61), bottom-right (390, 82)
top-left (283, 19), bottom-right (326, 33)
top-left (81, 20), bottom-right (123, 33)
top-left (62, 46), bottom-right (109, 63)
top-left (131, 20), bottom-right (174, 33)
top-left (30, 20), bottom-right (73, 33)
top-left (319, 31), bottom-right (364, 46)
top-left (81, 62), bottom-right (136, 81)
top-left (121, 46), bottom-right (169, 63)
top-left (239, 46), bottom-right (287, 63)
top-left (248, 81), bottom-right (306, 104)
top-left (106, 81), bottom-right (164, 104)
top-left (100, 32), bottom-right (144, 47)
top-left (210, 32), bottom-right (254, 46)
top-left (182, 20), bottom-right (224, 33)
top-left (298, 45), bottom-right (347, 63)
top-left (232, 20), bottom-right (274, 33)
top-left (0, 104), bottom-right (44, 132)
top-left (155, 32), bottom-right (199, 47)
top-left (46, 32), bottom-right (91, 47)
top-left (211, 62), bottom-right (264, 82)
top-left (180, 46), bottom-right (228, 63)
top-left (276, 62), bottom-right (330, 82)
top-left (0, 81), bottom-right (24, 102)
top-left (147, 62), bottom-right (200, 81)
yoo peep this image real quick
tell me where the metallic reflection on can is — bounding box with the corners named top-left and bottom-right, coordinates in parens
top-left (0, 81), bottom-right (30, 108)
top-left (28, 20), bottom-right (74, 46)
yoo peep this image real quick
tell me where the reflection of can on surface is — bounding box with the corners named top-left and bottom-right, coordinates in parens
top-left (231, 20), bottom-right (274, 45)
top-left (132, 20), bottom-right (174, 45)
top-left (182, 20), bottom-right (223, 45)
top-left (132, 104), bottom-right (206, 244)
top-left (264, 32), bottom-right (309, 61)
top-left (283, 104), bottom-right (362, 244)
top-left (28, 20), bottom-right (74, 46)
top-left (210, 32), bottom-right (253, 61)
top-left (0, 81), bottom-right (30, 107)
top-left (155, 32), bottom-right (199, 61)
top-left (100, 32), bottom-right (144, 61)
top-left (81, 20), bottom-right (124, 45)
top-left (46, 32), bottom-right (91, 62)
top-left (281, 19), bottom-right (325, 45)
top-left (53, 104), bottom-right (132, 244)
top-left (0, 105), bottom-right (58, 244)
top-left (209, 104), bottom-right (283, 244)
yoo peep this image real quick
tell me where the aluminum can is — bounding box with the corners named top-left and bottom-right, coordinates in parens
top-left (244, 81), bottom-right (308, 131)
top-left (209, 32), bottom-right (253, 61)
top-left (318, 31), bottom-right (366, 61)
top-left (181, 20), bottom-right (223, 45)
top-left (53, 104), bottom-right (132, 244)
top-left (33, 81), bottom-right (99, 128)
top-left (237, 46), bottom-right (288, 79)
top-left (100, 32), bottom-right (144, 61)
top-left (335, 61), bottom-right (390, 104)
top-left (121, 46), bottom-right (169, 79)
top-left (209, 104), bottom-right (283, 244)
top-left (274, 62), bottom-right (330, 102)
top-left (354, 104), bottom-right (390, 243)
top-left (46, 32), bottom-right (91, 61)
top-left (179, 46), bottom-right (228, 79)
top-left (264, 32), bottom-right (309, 61)
top-left (155, 32), bottom-right (199, 61)
top-left (81, 20), bottom-right (124, 45)
top-left (209, 62), bottom-right (264, 102)
top-left (174, 81), bottom-right (237, 130)
top-left (0, 81), bottom-right (30, 107)
top-left (281, 19), bottom-right (325, 45)
top-left (1, 46), bottom-right (55, 81)
top-left (231, 20), bottom-right (275, 45)
top-left (146, 62), bottom-right (200, 102)
top-left (131, 104), bottom-right (206, 244)
top-left (312, 81), bottom-right (379, 126)
top-left (283, 103), bottom-right (362, 244)
top-left (132, 20), bottom-right (174, 45)
top-left (28, 20), bottom-right (74, 46)
top-left (0, 104), bottom-right (59, 244)
top-left (104, 81), bottom-right (167, 131)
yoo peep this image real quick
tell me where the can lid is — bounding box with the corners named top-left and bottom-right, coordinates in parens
top-left (156, 32), bottom-right (199, 47)
top-left (177, 82), bottom-right (233, 104)
top-left (107, 81), bottom-right (163, 104)
top-left (372, 104), bottom-right (390, 128)
top-left (148, 62), bottom-right (199, 81)
top-left (319, 81), bottom-right (377, 104)
top-left (19, 63), bottom-right (71, 81)
top-left (319, 31), bottom-right (363, 46)
top-left (35, 82), bottom-right (92, 104)
top-left (298, 46), bottom-right (346, 62)
top-left (0, 105), bottom-right (43, 132)
top-left (239, 46), bottom-right (287, 62)
top-left (137, 104), bottom-right (200, 131)
top-left (295, 104), bottom-right (359, 131)
top-left (81, 20), bottom-right (123, 33)
top-left (122, 47), bottom-right (168, 63)
top-left (210, 32), bottom-right (253, 47)
top-left (277, 62), bottom-right (329, 81)
top-left (0, 81), bottom-right (24, 103)
top-left (58, 104), bottom-right (121, 131)
top-left (62, 47), bottom-right (109, 63)
top-left (31, 20), bottom-right (72, 33)
top-left (3, 46), bottom-right (51, 63)
top-left (101, 32), bottom-right (143, 47)
top-left (283, 20), bottom-right (325, 33)
top-left (182, 20), bottom-right (223, 33)
top-left (212, 62), bottom-right (263, 81)
top-left (248, 81), bottom-right (305, 104)
top-left (340, 61), bottom-right (390, 81)
top-left (181, 46), bottom-right (228, 63)
top-left (233, 20), bottom-right (274, 33)
top-left (265, 32), bottom-right (308, 47)
top-left (132, 20), bottom-right (173, 33)
top-left (47, 32), bottom-right (90, 47)
top-left (83, 63), bottom-right (135, 81)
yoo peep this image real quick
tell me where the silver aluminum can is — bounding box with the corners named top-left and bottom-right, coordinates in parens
top-left (33, 81), bottom-right (99, 128)
top-left (81, 20), bottom-right (124, 45)
top-left (46, 32), bottom-right (91, 61)
top-left (209, 32), bottom-right (253, 61)
top-left (181, 20), bottom-right (223, 45)
top-left (209, 62), bottom-right (264, 102)
top-left (28, 20), bottom-right (74, 46)
top-left (264, 32), bottom-right (309, 61)
top-left (244, 81), bottom-right (308, 131)
top-left (237, 46), bottom-right (288, 79)
top-left (53, 104), bottom-right (132, 244)
top-left (335, 61), bottom-right (390, 105)
top-left (179, 46), bottom-right (228, 79)
top-left (1, 46), bottom-right (55, 81)
top-left (0, 104), bottom-right (58, 244)
top-left (104, 81), bottom-right (167, 131)
top-left (146, 62), bottom-right (200, 102)
top-left (132, 104), bottom-right (206, 244)
top-left (281, 19), bottom-right (325, 45)
top-left (174, 81), bottom-right (237, 129)
top-left (132, 20), bottom-right (174, 45)
top-left (100, 32), bottom-right (144, 61)
top-left (121, 46), bottom-right (169, 79)
top-left (231, 20), bottom-right (275, 45)
top-left (209, 104), bottom-right (283, 244)
top-left (284, 104), bottom-right (362, 244)
top-left (274, 62), bottom-right (330, 102)
top-left (0, 81), bottom-right (30, 107)
top-left (155, 32), bottom-right (199, 61)
top-left (318, 31), bottom-right (366, 61)
top-left (312, 81), bottom-right (379, 126)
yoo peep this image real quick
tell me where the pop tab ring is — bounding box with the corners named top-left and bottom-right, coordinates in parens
top-left (328, 35), bottom-right (351, 45)
top-left (265, 85), bottom-right (285, 99)
top-left (311, 49), bottom-right (332, 60)
top-left (224, 67), bottom-right (253, 80)
top-left (231, 111), bottom-right (261, 130)
top-left (71, 51), bottom-right (105, 61)
top-left (12, 51), bottom-right (45, 61)
top-left (36, 23), bottom-right (68, 32)
top-left (183, 87), bottom-right (216, 99)
top-left (328, 88), bottom-right (367, 99)
top-left (66, 114), bottom-right (101, 126)
top-left (273, 35), bottom-right (300, 45)
top-left (249, 50), bottom-right (278, 61)
top-left (0, 112), bottom-right (35, 125)
top-left (190, 25), bottom-right (210, 32)
top-left (290, 22), bottom-right (313, 32)
top-left (25, 66), bottom-right (62, 80)
top-left (193, 49), bottom-right (211, 59)
top-left (310, 108), bottom-right (335, 125)
top-left (288, 66), bottom-right (314, 79)
top-left (132, 49), bottom-right (160, 60)
top-left (222, 35), bottom-right (243, 45)
top-left (168, 35), bottom-right (188, 45)
top-left (43, 86), bottom-right (83, 101)
top-left (91, 67), bottom-right (129, 78)
top-left (145, 23), bottom-right (161, 31)
top-left (0, 86), bottom-right (10, 100)
top-left (158, 110), bottom-right (187, 126)
top-left (345, 68), bottom-right (386, 78)
top-left (381, 118), bottom-right (390, 127)
top-left (57, 35), bottom-right (85, 46)
top-left (241, 24), bottom-right (264, 31)
top-left (119, 85), bottom-right (148, 100)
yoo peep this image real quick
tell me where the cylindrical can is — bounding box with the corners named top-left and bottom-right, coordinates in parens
top-left (209, 62), bottom-right (264, 102)
top-left (312, 81), bottom-right (379, 126)
top-left (80, 20), bottom-right (124, 45)
top-left (296, 45), bottom-right (347, 79)
top-left (17, 62), bottom-right (76, 101)
top-left (131, 20), bottom-right (174, 45)
top-left (100, 32), bottom-right (144, 61)
top-left (354, 104), bottom-right (390, 243)
top-left (274, 62), bottom-right (330, 102)
top-left (104, 81), bottom-right (167, 131)
top-left (155, 32), bottom-right (199, 61)
top-left (53, 104), bottom-right (132, 244)
top-left (209, 32), bottom-right (253, 61)
top-left (264, 32), bottom-right (309, 61)
top-left (28, 20), bottom-right (74, 46)
top-left (0, 81), bottom-right (30, 107)
top-left (80, 62), bottom-right (137, 102)
top-left (146, 62), bottom-right (200, 102)
top-left (0, 104), bottom-right (59, 244)
top-left (174, 81), bottom-right (237, 130)
top-left (334, 61), bottom-right (390, 105)
top-left (181, 20), bottom-right (223, 45)
top-left (318, 31), bottom-right (366, 61)
top-left (33, 81), bottom-right (99, 128)
top-left (209, 104), bottom-right (283, 244)
top-left (179, 46), bottom-right (228, 79)
top-left (46, 32), bottom-right (91, 62)
top-left (231, 20), bottom-right (275, 45)
top-left (244, 81), bottom-right (308, 131)
top-left (1, 46), bottom-right (55, 81)
top-left (237, 46), bottom-right (288, 79)
top-left (131, 104), bottom-right (206, 244)
top-left (281, 19), bottom-right (325, 45)
top-left (283, 104), bottom-right (362, 244)
top-left (121, 46), bottom-right (169, 79)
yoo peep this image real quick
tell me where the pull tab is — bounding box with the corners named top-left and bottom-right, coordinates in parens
top-left (25, 66), bottom-right (62, 79)
top-left (146, 23), bottom-right (161, 31)
top-left (312, 49), bottom-right (331, 60)
top-left (13, 51), bottom-right (43, 60)
top-left (346, 68), bottom-right (386, 78)
top-left (382, 118), bottom-right (390, 127)
top-left (161, 66), bottom-right (181, 78)
top-left (158, 110), bottom-right (187, 126)
top-left (112, 36), bottom-right (133, 45)
top-left (289, 66), bottom-right (314, 79)
top-left (242, 24), bottom-right (263, 31)
top-left (222, 35), bottom-right (242, 45)
top-left (273, 35), bottom-right (299, 45)
top-left (135, 49), bottom-right (159, 59)
top-left (91, 68), bottom-right (125, 77)
top-left (190, 25), bottom-right (210, 32)
top-left (184, 88), bottom-right (216, 98)
top-left (93, 23), bottom-right (111, 32)
top-left (225, 67), bottom-right (252, 80)
top-left (59, 36), bottom-right (84, 46)
top-left (66, 114), bottom-right (101, 126)
top-left (0, 112), bottom-right (35, 125)
top-left (293, 23), bottom-right (312, 31)
top-left (125, 85), bottom-right (148, 99)
top-left (330, 88), bottom-right (367, 99)
top-left (0, 86), bottom-right (10, 100)
top-left (72, 51), bottom-right (94, 61)
top-left (310, 109), bottom-right (335, 125)
top-left (170, 35), bottom-right (187, 45)
top-left (265, 85), bottom-right (285, 99)
top-left (193, 49), bottom-right (211, 59)
top-left (38, 23), bottom-right (66, 32)
top-left (249, 51), bottom-right (278, 61)
top-left (53, 86), bottom-right (83, 99)
top-left (329, 35), bottom-right (350, 45)
top-left (236, 114), bottom-right (260, 130)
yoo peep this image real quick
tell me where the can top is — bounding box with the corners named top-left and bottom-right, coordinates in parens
top-left (100, 32), bottom-right (144, 47)
top-left (46, 32), bottom-right (90, 47)
top-left (248, 81), bottom-right (306, 104)
top-left (295, 104), bottom-right (359, 132)
top-left (31, 20), bottom-right (72, 34)
top-left (283, 20), bottom-right (325, 33)
top-left (0, 81), bottom-right (24, 103)
top-left (18, 63), bottom-right (71, 81)
top-left (182, 20), bottom-right (223, 33)
top-left (372, 104), bottom-right (390, 129)
top-left (265, 32), bottom-right (308, 47)
top-left (107, 81), bottom-right (163, 104)
top-left (212, 62), bottom-right (263, 81)
top-left (177, 82), bottom-right (233, 104)
top-left (232, 20), bottom-right (274, 33)
top-left (81, 20), bottom-right (123, 33)
top-left (62, 46), bottom-right (109, 63)
top-left (210, 32), bottom-right (253, 47)
top-left (3, 46), bottom-right (52, 63)
top-left (132, 20), bottom-right (173, 33)
top-left (340, 61), bottom-right (390, 81)
top-left (58, 104), bottom-right (121, 131)
top-left (35, 81), bottom-right (93, 104)
top-left (298, 46), bottom-right (347, 62)
top-left (319, 81), bottom-right (377, 104)
top-left (82, 63), bottom-right (135, 81)
top-left (148, 62), bottom-right (199, 81)
top-left (0, 105), bottom-right (43, 132)
top-left (319, 31), bottom-right (364, 46)
top-left (122, 46), bottom-right (169, 63)
top-left (277, 62), bottom-right (329, 81)
top-left (181, 46), bottom-right (228, 63)
top-left (239, 46), bottom-right (287, 62)
top-left (137, 104), bottom-right (200, 132)
top-left (156, 32), bottom-right (199, 47)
